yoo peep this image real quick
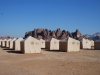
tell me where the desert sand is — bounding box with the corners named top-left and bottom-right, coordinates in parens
top-left (0, 47), bottom-right (100, 75)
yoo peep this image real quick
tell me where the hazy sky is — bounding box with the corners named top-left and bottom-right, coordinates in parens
top-left (0, 0), bottom-right (100, 38)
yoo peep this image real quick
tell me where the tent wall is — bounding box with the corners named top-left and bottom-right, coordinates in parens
top-left (68, 41), bottom-right (80, 52)
top-left (20, 42), bottom-right (24, 53)
top-left (21, 39), bottom-right (41, 54)
top-left (1, 41), bottom-right (3, 47)
top-left (91, 41), bottom-right (94, 49)
top-left (0, 40), bottom-right (1, 46)
top-left (94, 42), bottom-right (100, 50)
top-left (59, 37), bottom-right (80, 52)
top-left (59, 42), bottom-right (67, 52)
top-left (13, 42), bottom-right (15, 50)
top-left (50, 41), bottom-right (59, 50)
top-left (45, 42), bottom-right (50, 49)
top-left (80, 42), bottom-right (82, 49)
top-left (40, 40), bottom-right (45, 48)
top-left (6, 41), bottom-right (10, 48)
top-left (67, 42), bottom-right (74, 52)
top-left (14, 41), bottom-right (21, 51)
top-left (24, 41), bottom-right (41, 53)
top-left (9, 42), bottom-right (10, 48)
top-left (87, 40), bottom-right (91, 49)
top-left (80, 39), bottom-right (91, 49)
top-left (45, 41), bottom-right (59, 50)
top-left (1, 41), bottom-right (6, 47)
top-left (5, 41), bottom-right (7, 47)
top-left (9, 41), bottom-right (14, 49)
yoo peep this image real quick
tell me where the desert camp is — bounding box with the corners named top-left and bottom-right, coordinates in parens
top-left (0, 0), bottom-right (100, 75)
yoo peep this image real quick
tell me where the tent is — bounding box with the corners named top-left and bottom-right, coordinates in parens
top-left (1, 39), bottom-right (7, 47)
top-left (80, 38), bottom-right (91, 49)
top-left (9, 38), bottom-right (16, 49)
top-left (94, 41), bottom-right (100, 50)
top-left (39, 39), bottom-right (45, 48)
top-left (59, 37), bottom-right (80, 52)
top-left (86, 39), bottom-right (91, 49)
top-left (91, 40), bottom-right (94, 49)
top-left (20, 36), bottom-right (41, 54)
top-left (5, 39), bottom-right (12, 48)
top-left (0, 39), bottom-right (3, 47)
top-left (45, 38), bottom-right (59, 50)
top-left (13, 37), bottom-right (23, 51)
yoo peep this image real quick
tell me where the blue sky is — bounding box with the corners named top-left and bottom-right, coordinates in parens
top-left (0, 0), bottom-right (100, 38)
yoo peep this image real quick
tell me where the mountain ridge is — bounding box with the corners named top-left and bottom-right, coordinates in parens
top-left (84, 32), bottom-right (100, 40)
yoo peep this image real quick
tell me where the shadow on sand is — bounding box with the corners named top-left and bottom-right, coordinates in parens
top-left (7, 50), bottom-right (22, 54)
top-left (1, 46), bottom-right (6, 48)
top-left (3, 48), bottom-right (14, 50)
top-left (45, 49), bottom-right (60, 52)
top-left (81, 49), bottom-right (100, 50)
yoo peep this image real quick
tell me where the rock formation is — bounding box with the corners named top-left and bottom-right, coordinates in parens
top-left (24, 28), bottom-right (84, 40)
top-left (0, 36), bottom-right (14, 40)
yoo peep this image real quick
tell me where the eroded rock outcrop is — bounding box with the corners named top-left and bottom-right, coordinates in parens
top-left (24, 28), bottom-right (83, 40)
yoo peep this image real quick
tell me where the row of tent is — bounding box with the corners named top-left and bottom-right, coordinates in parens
top-left (0, 36), bottom-right (99, 54)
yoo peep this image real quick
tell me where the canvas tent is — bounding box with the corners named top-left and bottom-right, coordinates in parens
top-left (13, 37), bottom-right (23, 51)
top-left (59, 37), bottom-right (80, 52)
top-left (5, 39), bottom-right (12, 48)
top-left (20, 36), bottom-right (41, 54)
top-left (94, 41), bottom-right (100, 50)
top-left (45, 38), bottom-right (59, 50)
top-left (0, 39), bottom-right (2, 46)
top-left (40, 39), bottom-right (45, 48)
top-left (1, 39), bottom-right (7, 47)
top-left (91, 40), bottom-right (94, 49)
top-left (9, 38), bottom-right (16, 49)
top-left (80, 38), bottom-right (91, 49)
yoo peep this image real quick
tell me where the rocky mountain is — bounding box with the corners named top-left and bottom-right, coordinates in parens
top-left (83, 32), bottom-right (100, 41)
top-left (24, 28), bottom-right (85, 40)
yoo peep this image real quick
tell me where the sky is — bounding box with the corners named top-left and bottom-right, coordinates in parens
top-left (0, 0), bottom-right (100, 38)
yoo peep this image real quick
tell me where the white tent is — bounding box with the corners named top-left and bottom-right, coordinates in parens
top-left (39, 39), bottom-right (45, 48)
top-left (91, 40), bottom-right (94, 49)
top-left (59, 37), bottom-right (80, 52)
top-left (1, 39), bottom-right (7, 47)
top-left (5, 39), bottom-right (12, 48)
top-left (80, 38), bottom-right (91, 49)
top-left (20, 36), bottom-right (41, 54)
top-left (9, 38), bottom-right (16, 49)
top-left (0, 39), bottom-right (3, 46)
top-left (13, 37), bottom-right (23, 51)
top-left (45, 38), bottom-right (59, 50)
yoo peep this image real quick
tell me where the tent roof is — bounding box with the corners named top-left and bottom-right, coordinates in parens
top-left (46, 38), bottom-right (59, 42)
top-left (15, 37), bottom-right (23, 42)
top-left (60, 37), bottom-right (79, 42)
top-left (7, 39), bottom-right (12, 41)
top-left (22, 36), bottom-right (38, 42)
top-left (11, 38), bottom-right (16, 41)
top-left (40, 39), bottom-right (45, 42)
top-left (3, 39), bottom-right (7, 41)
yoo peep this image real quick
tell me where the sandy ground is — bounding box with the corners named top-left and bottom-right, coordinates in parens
top-left (0, 47), bottom-right (100, 75)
